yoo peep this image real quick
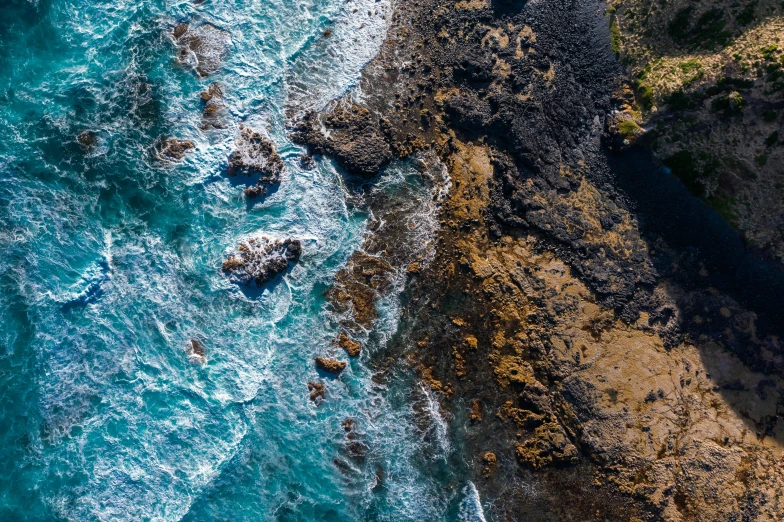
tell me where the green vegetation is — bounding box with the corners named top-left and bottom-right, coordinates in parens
top-left (765, 131), bottom-right (779, 147)
top-left (610, 16), bottom-right (622, 54)
top-left (679, 59), bottom-right (702, 74)
top-left (736, 2), bottom-right (757, 26)
top-left (665, 89), bottom-right (694, 111)
top-left (761, 45), bottom-right (779, 61)
top-left (618, 120), bottom-right (643, 138)
top-left (635, 80), bottom-right (654, 109)
top-left (755, 154), bottom-right (768, 166)
top-left (763, 109), bottom-right (779, 122)
top-left (693, 10), bottom-right (732, 49)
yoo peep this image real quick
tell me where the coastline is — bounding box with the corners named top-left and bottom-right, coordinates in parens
top-left (293, 0), bottom-right (784, 519)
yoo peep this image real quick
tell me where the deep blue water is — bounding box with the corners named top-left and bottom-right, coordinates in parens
top-left (0, 0), bottom-right (485, 520)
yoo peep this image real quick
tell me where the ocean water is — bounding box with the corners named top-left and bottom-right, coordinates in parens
top-left (0, 0), bottom-right (484, 520)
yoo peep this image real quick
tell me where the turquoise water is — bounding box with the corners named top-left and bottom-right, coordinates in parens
top-left (0, 0), bottom-right (485, 520)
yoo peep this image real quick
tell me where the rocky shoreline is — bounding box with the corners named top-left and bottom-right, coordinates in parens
top-left (293, 0), bottom-right (784, 519)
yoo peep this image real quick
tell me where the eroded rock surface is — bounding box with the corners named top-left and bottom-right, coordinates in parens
top-left (222, 236), bottom-right (301, 288)
top-left (173, 22), bottom-right (230, 77)
top-left (291, 104), bottom-right (392, 177)
top-left (155, 137), bottom-right (195, 162)
top-left (294, 0), bottom-right (784, 519)
top-left (315, 357), bottom-right (346, 375)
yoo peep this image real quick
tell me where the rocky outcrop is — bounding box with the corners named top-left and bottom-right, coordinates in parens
top-left (308, 381), bottom-right (325, 403)
top-left (222, 236), bottom-right (301, 287)
top-left (77, 130), bottom-right (98, 152)
top-left (334, 332), bottom-right (361, 357)
top-left (292, 0), bottom-right (784, 518)
top-left (291, 104), bottom-right (392, 177)
top-left (227, 125), bottom-right (285, 198)
top-left (155, 137), bottom-right (195, 162)
top-left (315, 357), bottom-right (346, 375)
top-left (172, 22), bottom-right (230, 77)
top-left (200, 82), bottom-right (227, 130)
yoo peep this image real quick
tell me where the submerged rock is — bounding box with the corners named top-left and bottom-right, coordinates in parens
top-left (77, 130), bottom-right (99, 152)
top-left (200, 82), bottom-right (227, 130)
top-left (186, 338), bottom-right (206, 364)
top-left (222, 236), bottom-right (302, 287)
top-left (315, 357), bottom-right (347, 375)
top-left (173, 23), bottom-right (230, 77)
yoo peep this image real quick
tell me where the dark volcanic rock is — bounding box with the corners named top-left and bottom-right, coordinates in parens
top-left (173, 23), bottom-right (230, 77)
top-left (77, 130), bottom-right (98, 152)
top-left (291, 104), bottom-right (392, 177)
top-left (222, 236), bottom-right (301, 287)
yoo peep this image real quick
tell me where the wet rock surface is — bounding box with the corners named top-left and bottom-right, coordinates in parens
top-left (221, 236), bottom-right (301, 288)
top-left (172, 22), bottom-right (230, 77)
top-left (228, 125), bottom-right (284, 178)
top-left (294, 0), bottom-right (784, 519)
top-left (199, 82), bottom-right (227, 130)
top-left (315, 357), bottom-right (346, 375)
top-left (291, 104), bottom-right (392, 177)
top-left (154, 137), bottom-right (195, 162)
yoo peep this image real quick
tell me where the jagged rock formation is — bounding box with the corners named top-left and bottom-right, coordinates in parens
top-left (291, 104), bottom-right (392, 177)
top-left (200, 82), bottom-right (227, 130)
top-left (154, 137), bottom-right (195, 162)
top-left (227, 125), bottom-right (285, 199)
top-left (221, 236), bottom-right (301, 287)
top-left (315, 357), bottom-right (346, 375)
top-left (172, 22), bottom-right (230, 77)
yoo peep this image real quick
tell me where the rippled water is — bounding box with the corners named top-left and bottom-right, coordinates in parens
top-left (0, 0), bottom-right (487, 520)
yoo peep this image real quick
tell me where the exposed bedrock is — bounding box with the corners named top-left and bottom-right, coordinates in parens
top-left (222, 236), bottom-right (301, 288)
top-left (291, 104), bottom-right (392, 177)
top-left (227, 125), bottom-right (285, 199)
top-left (292, 0), bottom-right (784, 519)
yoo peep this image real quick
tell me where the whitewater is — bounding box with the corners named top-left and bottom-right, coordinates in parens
top-left (0, 0), bottom-right (490, 520)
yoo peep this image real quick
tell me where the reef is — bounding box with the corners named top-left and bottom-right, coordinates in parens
top-left (293, 0), bottom-right (784, 519)
top-left (222, 236), bottom-right (301, 288)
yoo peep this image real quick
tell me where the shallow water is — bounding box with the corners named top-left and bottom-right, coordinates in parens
top-left (0, 0), bottom-right (482, 520)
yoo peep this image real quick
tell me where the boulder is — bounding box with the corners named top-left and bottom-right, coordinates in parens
top-left (315, 357), bottom-right (347, 375)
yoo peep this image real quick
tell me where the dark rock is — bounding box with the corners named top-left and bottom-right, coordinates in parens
top-left (77, 130), bottom-right (98, 152)
top-left (222, 236), bottom-right (301, 287)
top-left (228, 125), bottom-right (285, 181)
top-left (291, 104), bottom-right (392, 177)
top-left (155, 137), bottom-right (195, 162)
